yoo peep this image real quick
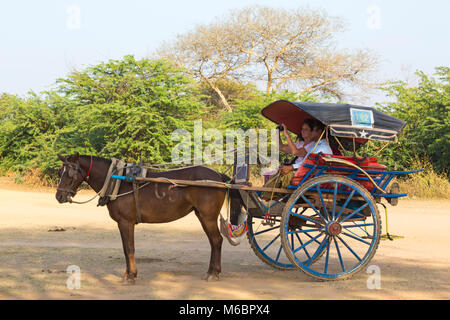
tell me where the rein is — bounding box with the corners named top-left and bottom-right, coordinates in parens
top-left (58, 157), bottom-right (151, 205)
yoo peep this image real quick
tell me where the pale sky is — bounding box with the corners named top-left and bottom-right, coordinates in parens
top-left (0, 0), bottom-right (449, 105)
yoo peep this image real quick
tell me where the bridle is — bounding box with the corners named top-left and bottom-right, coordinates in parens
top-left (57, 156), bottom-right (93, 197)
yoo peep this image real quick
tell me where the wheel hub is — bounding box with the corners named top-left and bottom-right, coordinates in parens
top-left (327, 222), bottom-right (342, 236)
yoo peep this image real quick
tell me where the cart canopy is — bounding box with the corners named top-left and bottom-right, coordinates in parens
top-left (261, 100), bottom-right (406, 142)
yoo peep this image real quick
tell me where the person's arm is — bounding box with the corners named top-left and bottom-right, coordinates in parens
top-left (282, 124), bottom-right (308, 157)
top-left (278, 126), bottom-right (291, 153)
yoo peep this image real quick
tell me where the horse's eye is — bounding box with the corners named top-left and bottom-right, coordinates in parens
top-left (68, 168), bottom-right (77, 178)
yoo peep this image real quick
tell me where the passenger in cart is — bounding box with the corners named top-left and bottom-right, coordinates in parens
top-left (261, 120), bottom-right (332, 200)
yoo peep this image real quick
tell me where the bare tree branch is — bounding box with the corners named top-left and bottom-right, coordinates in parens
top-left (156, 6), bottom-right (379, 107)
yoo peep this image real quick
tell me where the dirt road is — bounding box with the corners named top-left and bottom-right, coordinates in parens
top-left (0, 181), bottom-right (449, 299)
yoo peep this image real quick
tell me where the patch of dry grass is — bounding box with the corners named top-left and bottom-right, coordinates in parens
top-left (397, 157), bottom-right (450, 199)
top-left (22, 168), bottom-right (55, 187)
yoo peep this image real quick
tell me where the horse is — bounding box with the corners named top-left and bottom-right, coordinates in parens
top-left (55, 153), bottom-right (244, 283)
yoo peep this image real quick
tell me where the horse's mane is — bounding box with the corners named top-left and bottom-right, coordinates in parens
top-left (79, 155), bottom-right (112, 166)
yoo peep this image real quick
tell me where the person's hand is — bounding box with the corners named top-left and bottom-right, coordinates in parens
top-left (282, 123), bottom-right (288, 135)
top-left (280, 165), bottom-right (293, 175)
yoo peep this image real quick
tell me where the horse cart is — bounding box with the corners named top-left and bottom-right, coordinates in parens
top-left (105, 100), bottom-right (421, 281)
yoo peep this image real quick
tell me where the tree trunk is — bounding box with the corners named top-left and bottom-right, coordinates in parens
top-left (213, 85), bottom-right (233, 112)
top-left (202, 76), bottom-right (233, 112)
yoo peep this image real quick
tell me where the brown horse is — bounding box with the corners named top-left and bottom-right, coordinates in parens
top-left (55, 153), bottom-right (244, 283)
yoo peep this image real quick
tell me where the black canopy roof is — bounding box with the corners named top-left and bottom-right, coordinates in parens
top-left (261, 100), bottom-right (407, 142)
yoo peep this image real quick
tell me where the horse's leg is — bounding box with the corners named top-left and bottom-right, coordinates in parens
top-left (118, 220), bottom-right (137, 284)
top-left (194, 209), bottom-right (223, 281)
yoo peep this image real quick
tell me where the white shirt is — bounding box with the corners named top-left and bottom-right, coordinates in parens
top-left (292, 139), bottom-right (332, 169)
top-left (291, 141), bottom-right (315, 169)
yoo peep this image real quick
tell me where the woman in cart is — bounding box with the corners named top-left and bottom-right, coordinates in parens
top-left (262, 119), bottom-right (332, 200)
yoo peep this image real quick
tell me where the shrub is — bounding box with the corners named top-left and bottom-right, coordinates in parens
top-left (397, 156), bottom-right (450, 199)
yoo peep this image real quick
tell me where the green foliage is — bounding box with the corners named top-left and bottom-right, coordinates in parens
top-left (0, 56), bottom-right (205, 180)
top-left (0, 93), bottom-right (59, 175)
top-left (1, 54), bottom-right (447, 189)
top-left (219, 90), bottom-right (319, 131)
top-left (374, 67), bottom-right (449, 175)
top-left (53, 56), bottom-right (204, 163)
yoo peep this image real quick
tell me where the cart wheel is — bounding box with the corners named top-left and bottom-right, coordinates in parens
top-left (247, 215), bottom-right (294, 270)
top-left (280, 175), bottom-right (381, 281)
top-left (247, 211), bottom-right (325, 270)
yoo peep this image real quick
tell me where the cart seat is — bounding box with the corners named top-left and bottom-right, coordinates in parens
top-left (290, 154), bottom-right (387, 191)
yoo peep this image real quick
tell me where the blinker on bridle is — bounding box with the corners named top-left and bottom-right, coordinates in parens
top-left (57, 155), bottom-right (93, 198)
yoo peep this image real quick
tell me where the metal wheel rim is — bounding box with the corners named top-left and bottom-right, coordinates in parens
top-left (281, 176), bottom-right (381, 280)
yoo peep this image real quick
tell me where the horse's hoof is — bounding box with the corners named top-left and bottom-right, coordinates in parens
top-left (202, 273), bottom-right (220, 282)
top-left (122, 273), bottom-right (136, 285)
top-left (122, 278), bottom-right (136, 285)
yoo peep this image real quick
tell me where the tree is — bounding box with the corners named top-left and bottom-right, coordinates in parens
top-left (0, 92), bottom-right (59, 174)
top-left (0, 56), bottom-right (207, 180)
top-left (53, 56), bottom-right (205, 163)
top-left (157, 6), bottom-right (378, 110)
top-left (157, 21), bottom-right (252, 112)
top-left (377, 67), bottom-right (449, 174)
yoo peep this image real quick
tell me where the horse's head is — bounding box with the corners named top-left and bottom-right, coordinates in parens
top-left (55, 153), bottom-right (86, 203)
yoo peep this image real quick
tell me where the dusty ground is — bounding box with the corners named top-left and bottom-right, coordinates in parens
top-left (0, 177), bottom-right (449, 300)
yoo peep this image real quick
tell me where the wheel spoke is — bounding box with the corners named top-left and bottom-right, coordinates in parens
top-left (335, 189), bottom-right (356, 221)
top-left (343, 223), bottom-right (374, 229)
top-left (340, 203), bottom-right (369, 223)
top-left (332, 182), bottom-right (338, 220)
top-left (290, 210), bottom-right (324, 226)
top-left (316, 184), bottom-right (329, 220)
top-left (295, 233), bottom-right (311, 260)
top-left (290, 233), bottom-right (294, 251)
top-left (275, 244), bottom-right (283, 262)
top-left (344, 225), bottom-right (370, 239)
top-left (300, 194), bottom-right (327, 223)
top-left (287, 228), bottom-right (324, 234)
top-left (304, 231), bottom-right (323, 245)
top-left (306, 236), bottom-right (328, 267)
top-left (337, 235), bottom-right (362, 262)
top-left (333, 236), bottom-right (345, 272)
top-left (262, 233), bottom-right (280, 252)
top-left (249, 216), bottom-right (294, 270)
top-left (324, 238), bottom-right (331, 274)
top-left (341, 231), bottom-right (372, 246)
top-left (293, 233), bottom-right (323, 254)
top-left (254, 225), bottom-right (279, 236)
top-left (295, 207), bottom-right (308, 215)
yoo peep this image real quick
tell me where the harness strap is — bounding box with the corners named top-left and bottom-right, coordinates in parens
top-left (98, 158), bottom-right (120, 198)
top-left (133, 179), bottom-right (143, 224)
top-left (109, 160), bottom-right (126, 201)
top-left (86, 155), bottom-right (93, 181)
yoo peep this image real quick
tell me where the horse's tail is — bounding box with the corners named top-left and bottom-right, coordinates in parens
top-left (220, 173), bottom-right (244, 225)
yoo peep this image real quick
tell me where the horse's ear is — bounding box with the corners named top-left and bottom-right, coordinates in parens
top-left (73, 152), bottom-right (80, 161)
top-left (57, 154), bottom-right (66, 162)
